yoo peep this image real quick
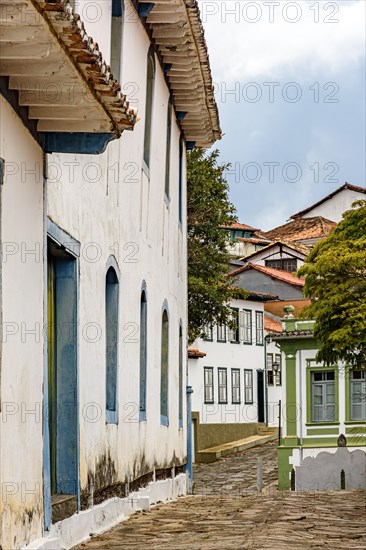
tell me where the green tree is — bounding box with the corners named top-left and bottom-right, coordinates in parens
top-left (187, 148), bottom-right (239, 343)
top-left (298, 200), bottom-right (366, 367)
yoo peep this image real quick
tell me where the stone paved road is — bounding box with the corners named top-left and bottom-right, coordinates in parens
top-left (76, 443), bottom-right (366, 549)
top-left (193, 440), bottom-right (278, 496)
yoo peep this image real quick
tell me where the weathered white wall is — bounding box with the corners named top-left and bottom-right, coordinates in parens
top-left (188, 299), bottom-right (266, 424)
top-left (47, 0), bottom-right (187, 505)
top-left (0, 99), bottom-right (45, 548)
top-left (299, 188), bottom-right (365, 222)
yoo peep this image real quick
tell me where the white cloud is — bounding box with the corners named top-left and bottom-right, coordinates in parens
top-left (200, 0), bottom-right (365, 81)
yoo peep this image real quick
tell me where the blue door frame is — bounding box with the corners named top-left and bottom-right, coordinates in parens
top-left (43, 220), bottom-right (80, 530)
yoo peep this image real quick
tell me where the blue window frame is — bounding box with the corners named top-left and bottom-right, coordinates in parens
top-left (143, 51), bottom-right (155, 172)
top-left (110, 0), bottom-right (124, 82)
top-left (160, 308), bottom-right (169, 425)
top-left (105, 261), bottom-right (120, 423)
top-left (139, 288), bottom-right (147, 421)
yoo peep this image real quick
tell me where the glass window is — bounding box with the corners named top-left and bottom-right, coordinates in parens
top-left (178, 325), bottom-right (183, 427)
top-left (275, 353), bottom-right (282, 385)
top-left (350, 370), bottom-right (366, 421)
top-left (204, 367), bottom-right (214, 404)
top-left (244, 370), bottom-right (253, 404)
top-left (255, 311), bottom-right (264, 345)
top-left (311, 371), bottom-right (335, 422)
top-left (165, 100), bottom-right (172, 199)
top-left (178, 137), bottom-right (184, 224)
top-left (139, 290), bottom-right (147, 418)
top-left (218, 368), bottom-right (227, 404)
top-left (265, 258), bottom-right (297, 272)
top-left (267, 353), bottom-right (274, 386)
top-left (143, 53), bottom-right (155, 170)
top-left (217, 323), bottom-right (226, 343)
top-left (160, 309), bottom-right (169, 424)
top-left (242, 310), bottom-right (252, 344)
top-left (203, 324), bottom-right (213, 341)
top-left (229, 308), bottom-right (239, 343)
top-left (106, 266), bottom-right (119, 421)
top-left (231, 369), bottom-right (241, 404)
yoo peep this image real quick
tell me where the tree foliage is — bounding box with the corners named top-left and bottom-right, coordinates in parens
top-left (298, 200), bottom-right (366, 367)
top-left (187, 148), bottom-right (238, 343)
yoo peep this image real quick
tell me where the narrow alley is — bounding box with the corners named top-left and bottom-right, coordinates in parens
top-left (75, 443), bottom-right (366, 549)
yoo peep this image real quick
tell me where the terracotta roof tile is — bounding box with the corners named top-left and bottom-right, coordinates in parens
top-left (188, 348), bottom-right (206, 359)
top-left (264, 315), bottom-right (282, 334)
top-left (229, 263), bottom-right (305, 287)
top-left (262, 217), bottom-right (336, 242)
top-left (221, 222), bottom-right (259, 231)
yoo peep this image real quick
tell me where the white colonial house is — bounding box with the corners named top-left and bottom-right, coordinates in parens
top-left (290, 182), bottom-right (366, 223)
top-left (0, 1), bottom-right (220, 548)
top-left (188, 291), bottom-right (285, 460)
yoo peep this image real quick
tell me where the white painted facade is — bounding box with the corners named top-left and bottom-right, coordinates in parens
top-left (189, 299), bottom-right (269, 424)
top-left (293, 186), bottom-right (365, 223)
top-left (0, 0), bottom-right (220, 547)
top-left (241, 243), bottom-right (307, 271)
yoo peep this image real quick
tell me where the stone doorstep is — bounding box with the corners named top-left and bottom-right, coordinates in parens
top-left (197, 433), bottom-right (277, 463)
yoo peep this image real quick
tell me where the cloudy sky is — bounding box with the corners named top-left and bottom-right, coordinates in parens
top-left (198, 0), bottom-right (366, 230)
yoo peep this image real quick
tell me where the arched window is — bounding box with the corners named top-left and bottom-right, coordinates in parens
top-left (105, 263), bottom-right (119, 423)
top-left (139, 288), bottom-right (147, 420)
top-left (143, 52), bottom-right (155, 170)
top-left (178, 137), bottom-right (184, 223)
top-left (110, 0), bottom-right (124, 82)
top-left (160, 308), bottom-right (169, 425)
top-left (165, 99), bottom-right (172, 199)
top-left (179, 324), bottom-right (183, 428)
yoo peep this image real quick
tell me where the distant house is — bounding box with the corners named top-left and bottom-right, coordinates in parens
top-left (229, 263), bottom-right (305, 301)
top-left (261, 216), bottom-right (336, 247)
top-left (290, 183), bottom-right (366, 223)
top-left (239, 241), bottom-right (310, 273)
top-left (188, 291), bottom-right (282, 460)
top-left (271, 318), bottom-right (366, 491)
top-left (221, 222), bottom-right (271, 258)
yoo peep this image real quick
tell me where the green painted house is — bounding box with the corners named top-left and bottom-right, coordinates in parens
top-left (272, 318), bottom-right (366, 490)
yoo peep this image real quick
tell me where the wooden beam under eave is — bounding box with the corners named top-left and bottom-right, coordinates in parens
top-left (0, 42), bottom-right (52, 59)
top-left (28, 106), bottom-right (106, 121)
top-left (37, 119), bottom-right (113, 133)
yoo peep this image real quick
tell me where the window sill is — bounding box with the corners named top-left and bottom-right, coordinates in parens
top-left (344, 420), bottom-right (366, 424)
top-left (230, 341), bottom-right (240, 345)
top-left (106, 410), bottom-right (118, 424)
top-left (217, 340), bottom-right (227, 344)
top-left (232, 401), bottom-right (241, 405)
top-left (160, 415), bottom-right (169, 427)
top-left (305, 422), bottom-right (339, 426)
top-left (139, 411), bottom-right (147, 422)
top-left (243, 342), bottom-right (252, 346)
top-left (204, 401), bottom-right (215, 405)
top-left (218, 401), bottom-right (228, 405)
top-left (244, 401), bottom-right (254, 405)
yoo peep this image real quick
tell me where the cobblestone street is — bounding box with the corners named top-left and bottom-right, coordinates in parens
top-left (76, 443), bottom-right (366, 549)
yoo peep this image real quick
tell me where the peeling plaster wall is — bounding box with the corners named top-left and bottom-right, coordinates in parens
top-left (0, 99), bottom-right (45, 549)
top-left (46, 0), bottom-right (187, 508)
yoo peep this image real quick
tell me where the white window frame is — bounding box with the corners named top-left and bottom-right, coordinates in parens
top-left (231, 369), bottom-right (241, 404)
top-left (218, 368), bottom-right (228, 404)
top-left (255, 311), bottom-right (264, 345)
top-left (204, 367), bottom-right (214, 404)
top-left (244, 369), bottom-right (253, 404)
top-left (243, 309), bottom-right (252, 345)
